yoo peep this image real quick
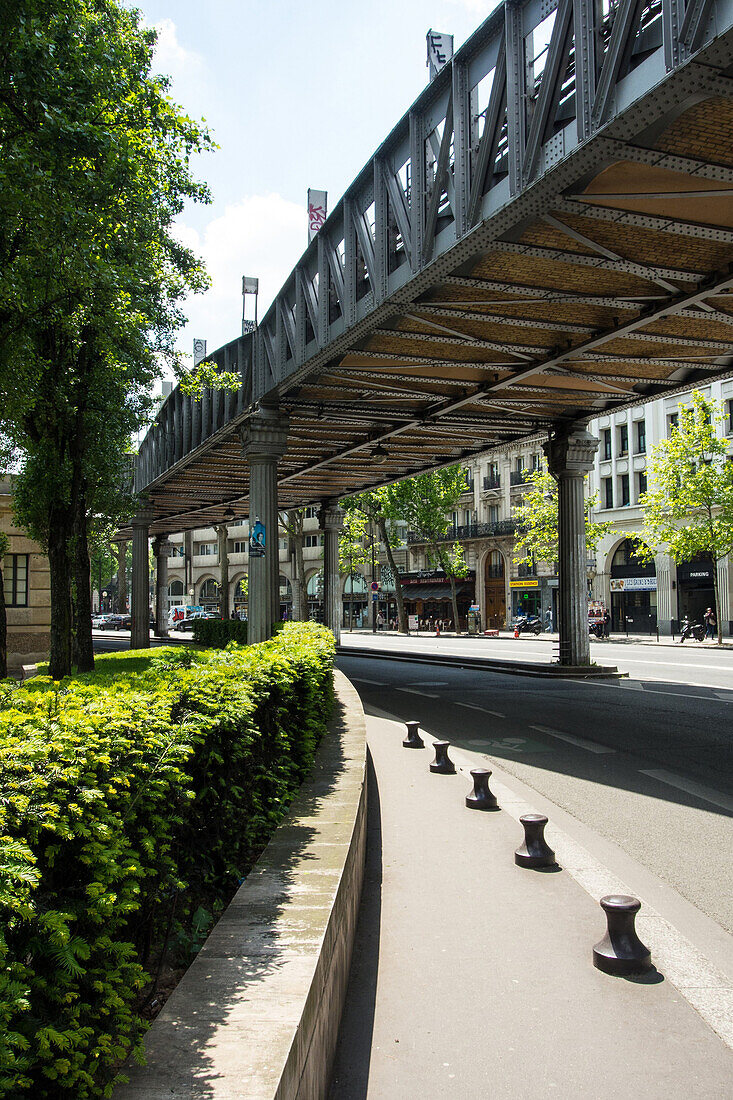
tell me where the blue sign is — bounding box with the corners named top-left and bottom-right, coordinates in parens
top-left (249, 520), bottom-right (266, 558)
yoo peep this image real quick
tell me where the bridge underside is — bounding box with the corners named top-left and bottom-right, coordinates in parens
top-left (136, 72), bottom-right (733, 538)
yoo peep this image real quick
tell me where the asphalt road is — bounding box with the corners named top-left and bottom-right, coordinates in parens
top-left (337, 651), bottom-right (733, 942)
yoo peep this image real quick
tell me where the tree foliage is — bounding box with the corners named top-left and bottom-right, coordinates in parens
top-left (636, 391), bottom-right (733, 643)
top-left (0, 1), bottom-right (213, 677)
top-left (340, 486), bottom-right (410, 632)
top-left (512, 464), bottom-right (614, 566)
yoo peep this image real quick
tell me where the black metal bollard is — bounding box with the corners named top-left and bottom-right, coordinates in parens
top-left (593, 895), bottom-right (652, 976)
top-left (515, 814), bottom-right (556, 867)
top-left (429, 740), bottom-right (455, 774)
top-left (465, 768), bottom-right (499, 810)
top-left (403, 720), bottom-right (425, 748)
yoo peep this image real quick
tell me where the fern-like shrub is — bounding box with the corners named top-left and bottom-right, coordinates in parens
top-left (0, 622), bottom-right (335, 1098)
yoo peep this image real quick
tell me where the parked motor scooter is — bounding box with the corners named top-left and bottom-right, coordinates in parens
top-left (515, 614), bottom-right (542, 635)
top-left (589, 620), bottom-right (604, 639)
top-left (679, 617), bottom-right (705, 643)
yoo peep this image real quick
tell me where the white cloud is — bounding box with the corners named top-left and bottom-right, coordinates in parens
top-left (176, 193), bottom-right (308, 360)
top-left (152, 18), bottom-right (204, 83)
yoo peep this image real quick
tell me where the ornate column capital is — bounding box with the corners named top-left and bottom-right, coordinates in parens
top-left (544, 424), bottom-right (599, 479)
top-left (240, 404), bottom-right (290, 460)
top-left (152, 535), bottom-right (172, 556)
top-left (322, 503), bottom-right (345, 533)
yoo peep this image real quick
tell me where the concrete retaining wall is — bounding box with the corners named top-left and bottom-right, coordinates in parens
top-left (116, 669), bottom-right (367, 1100)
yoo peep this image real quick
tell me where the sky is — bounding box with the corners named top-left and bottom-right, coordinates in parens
top-left (129, 0), bottom-right (501, 367)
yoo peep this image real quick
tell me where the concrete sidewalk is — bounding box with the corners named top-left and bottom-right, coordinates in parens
top-left (341, 627), bottom-right (733, 649)
top-left (330, 713), bottom-right (733, 1098)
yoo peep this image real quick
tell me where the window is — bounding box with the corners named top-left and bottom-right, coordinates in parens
top-left (637, 471), bottom-right (647, 500)
top-left (278, 537), bottom-right (288, 551)
top-left (668, 411), bottom-right (678, 435)
top-left (196, 542), bottom-right (217, 557)
top-left (602, 429), bottom-right (611, 461)
top-left (515, 457), bottom-right (524, 473)
top-left (488, 461), bottom-right (498, 481)
top-left (635, 420), bottom-right (646, 455)
top-left (619, 473), bottom-right (630, 506)
top-left (304, 534), bottom-right (320, 548)
top-left (3, 554), bottom-right (28, 607)
top-left (602, 478), bottom-right (613, 509)
top-left (232, 541), bottom-right (247, 553)
top-left (618, 423), bottom-right (628, 457)
top-left (531, 452), bottom-right (541, 470)
top-left (304, 506), bottom-right (319, 518)
top-left (725, 400), bottom-right (733, 435)
top-left (450, 511), bottom-right (459, 528)
top-left (463, 509), bottom-right (472, 527)
top-left (488, 505), bottom-right (499, 523)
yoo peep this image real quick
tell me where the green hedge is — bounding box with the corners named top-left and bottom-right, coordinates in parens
top-left (0, 622), bottom-right (335, 1098)
top-left (191, 617), bottom-right (248, 646)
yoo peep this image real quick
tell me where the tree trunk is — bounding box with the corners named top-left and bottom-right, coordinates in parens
top-left (0, 560), bottom-right (7, 679)
top-left (448, 573), bottom-right (460, 635)
top-left (217, 525), bottom-right (230, 620)
top-left (48, 502), bottom-right (73, 679)
top-left (377, 516), bottom-right (408, 633)
top-left (72, 480), bottom-right (94, 672)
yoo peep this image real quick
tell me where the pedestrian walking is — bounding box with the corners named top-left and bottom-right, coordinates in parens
top-left (377, 611), bottom-right (384, 630)
top-left (545, 608), bottom-right (552, 633)
top-left (603, 608), bottom-right (611, 638)
top-left (704, 607), bottom-right (716, 639)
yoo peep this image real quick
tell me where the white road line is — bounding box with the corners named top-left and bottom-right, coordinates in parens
top-left (641, 688), bottom-right (732, 702)
top-left (351, 677), bottom-right (384, 686)
top-left (529, 725), bottom-right (615, 754)
top-left (620, 679), bottom-right (644, 690)
top-left (397, 687), bottom-right (440, 698)
top-left (406, 680), bottom-right (449, 687)
top-left (716, 692), bottom-right (733, 702)
top-left (458, 702), bottom-right (506, 718)
top-left (639, 769), bottom-right (733, 813)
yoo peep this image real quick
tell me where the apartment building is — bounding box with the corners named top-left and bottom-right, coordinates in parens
top-left (1, 479), bottom-right (51, 669)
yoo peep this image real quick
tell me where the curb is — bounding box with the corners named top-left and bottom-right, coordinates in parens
top-left (337, 645), bottom-right (625, 679)
top-left (115, 669), bottom-right (367, 1099)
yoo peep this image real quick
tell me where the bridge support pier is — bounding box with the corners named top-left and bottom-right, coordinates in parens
top-left (241, 407), bottom-right (290, 644)
top-left (152, 536), bottom-right (171, 639)
top-left (545, 425), bottom-right (600, 666)
top-left (131, 515), bottom-right (152, 649)
top-left (322, 502), bottom-right (344, 645)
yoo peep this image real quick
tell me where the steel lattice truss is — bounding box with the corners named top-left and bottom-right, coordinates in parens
top-left (132, 0), bottom-right (733, 536)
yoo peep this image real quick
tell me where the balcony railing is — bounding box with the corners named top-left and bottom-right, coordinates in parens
top-left (510, 470), bottom-right (529, 486)
top-left (483, 475), bottom-right (501, 490)
top-left (407, 520), bottom-right (518, 545)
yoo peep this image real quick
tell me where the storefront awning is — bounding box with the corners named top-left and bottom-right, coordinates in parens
top-left (402, 583), bottom-right (474, 602)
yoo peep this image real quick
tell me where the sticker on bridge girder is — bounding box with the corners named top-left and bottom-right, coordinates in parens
top-left (465, 737), bottom-right (552, 754)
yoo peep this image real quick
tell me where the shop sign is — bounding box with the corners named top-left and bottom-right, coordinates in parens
top-left (408, 614), bottom-right (419, 630)
top-left (509, 579), bottom-right (539, 588)
top-left (610, 577), bottom-right (657, 591)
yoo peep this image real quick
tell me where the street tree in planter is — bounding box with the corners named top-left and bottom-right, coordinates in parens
top-left (635, 391), bottom-right (733, 645)
top-left (0, 2), bottom-right (212, 677)
top-left (391, 466), bottom-right (470, 633)
top-left (512, 463), bottom-right (614, 574)
top-left (340, 488), bottom-right (410, 632)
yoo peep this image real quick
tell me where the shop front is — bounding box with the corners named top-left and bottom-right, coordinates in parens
top-left (676, 557), bottom-right (716, 628)
top-left (510, 577), bottom-right (541, 619)
top-left (610, 539), bottom-right (657, 633)
top-left (343, 571), bottom-right (368, 628)
top-left (400, 569), bottom-right (476, 630)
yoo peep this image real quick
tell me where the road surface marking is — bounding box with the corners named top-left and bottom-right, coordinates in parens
top-left (639, 769), bottom-right (733, 813)
top-left (715, 692), bottom-right (733, 702)
top-left (407, 680), bottom-right (449, 687)
top-left (398, 687), bottom-right (440, 698)
top-left (351, 677), bottom-right (384, 686)
top-left (458, 702), bottom-right (506, 718)
top-left (529, 725), bottom-right (615, 754)
top-left (466, 736), bottom-right (552, 754)
top-left (619, 680), bottom-right (644, 690)
top-left (640, 687), bottom-right (731, 702)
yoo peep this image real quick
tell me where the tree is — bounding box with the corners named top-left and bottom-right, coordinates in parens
top-left (338, 506), bottom-right (380, 630)
top-left (279, 509), bottom-right (310, 621)
top-left (341, 488), bottom-right (410, 632)
top-left (391, 466), bottom-right (470, 633)
top-left (512, 464), bottom-right (614, 569)
top-left (635, 391), bottom-right (733, 645)
top-left (0, 1), bottom-right (212, 677)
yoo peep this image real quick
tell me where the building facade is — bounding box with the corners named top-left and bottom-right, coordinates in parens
top-left (1, 480), bottom-right (51, 669)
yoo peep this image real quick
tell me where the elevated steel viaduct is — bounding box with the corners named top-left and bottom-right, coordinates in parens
top-left (125, 0), bottom-right (733, 661)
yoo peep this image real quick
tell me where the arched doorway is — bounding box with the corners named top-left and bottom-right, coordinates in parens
top-left (484, 550), bottom-right (506, 629)
top-left (609, 539), bottom-right (657, 633)
top-left (199, 577), bottom-right (220, 611)
top-left (232, 575), bottom-right (248, 619)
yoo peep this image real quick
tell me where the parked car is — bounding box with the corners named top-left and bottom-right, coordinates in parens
top-left (97, 614), bottom-right (124, 630)
top-left (91, 613), bottom-right (109, 628)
